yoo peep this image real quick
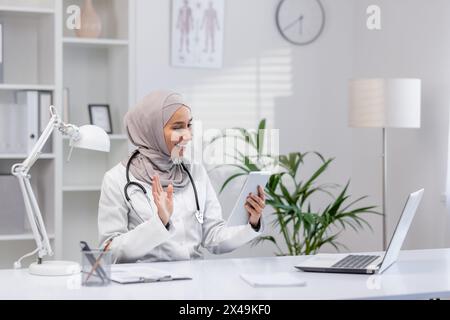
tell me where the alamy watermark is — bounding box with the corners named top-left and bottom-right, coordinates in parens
top-left (367, 5), bottom-right (382, 30)
top-left (169, 120), bottom-right (280, 172)
top-left (66, 5), bottom-right (81, 30)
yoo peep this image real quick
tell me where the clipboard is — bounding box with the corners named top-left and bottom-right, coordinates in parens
top-left (110, 266), bottom-right (192, 284)
top-left (111, 274), bottom-right (192, 284)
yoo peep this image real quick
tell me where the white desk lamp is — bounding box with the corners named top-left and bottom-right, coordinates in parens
top-left (349, 78), bottom-right (421, 250)
top-left (11, 106), bottom-right (110, 276)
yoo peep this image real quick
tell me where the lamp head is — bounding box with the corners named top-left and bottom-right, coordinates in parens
top-left (67, 125), bottom-right (110, 162)
top-left (69, 125), bottom-right (111, 152)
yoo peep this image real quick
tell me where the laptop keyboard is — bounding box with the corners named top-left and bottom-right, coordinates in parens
top-left (332, 255), bottom-right (380, 269)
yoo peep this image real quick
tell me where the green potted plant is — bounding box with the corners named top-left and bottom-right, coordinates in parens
top-left (209, 119), bottom-right (379, 256)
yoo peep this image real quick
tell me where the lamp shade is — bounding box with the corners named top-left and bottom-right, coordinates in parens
top-left (349, 78), bottom-right (421, 128)
top-left (69, 125), bottom-right (110, 152)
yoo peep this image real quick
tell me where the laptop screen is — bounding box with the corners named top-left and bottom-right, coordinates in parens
top-left (378, 189), bottom-right (424, 273)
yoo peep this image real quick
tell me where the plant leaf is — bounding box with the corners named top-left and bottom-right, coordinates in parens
top-left (256, 119), bottom-right (266, 156)
top-left (219, 172), bottom-right (248, 194)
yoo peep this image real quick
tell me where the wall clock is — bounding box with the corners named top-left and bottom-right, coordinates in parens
top-left (276, 0), bottom-right (325, 46)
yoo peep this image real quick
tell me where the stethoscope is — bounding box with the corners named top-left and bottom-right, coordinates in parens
top-left (124, 150), bottom-right (203, 224)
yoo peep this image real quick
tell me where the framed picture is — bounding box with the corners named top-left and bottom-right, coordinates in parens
top-left (171, 0), bottom-right (225, 69)
top-left (88, 104), bottom-right (113, 134)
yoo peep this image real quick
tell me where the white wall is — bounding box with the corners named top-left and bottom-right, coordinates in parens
top-left (135, 0), bottom-right (449, 259)
top-left (353, 0), bottom-right (450, 250)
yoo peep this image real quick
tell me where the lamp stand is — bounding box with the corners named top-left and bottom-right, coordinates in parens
top-left (382, 128), bottom-right (387, 250)
top-left (12, 106), bottom-right (81, 275)
top-left (13, 156), bottom-right (81, 276)
top-left (15, 170), bottom-right (80, 276)
top-left (29, 261), bottom-right (80, 276)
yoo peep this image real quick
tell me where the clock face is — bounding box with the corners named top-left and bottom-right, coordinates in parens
top-left (276, 0), bottom-right (325, 46)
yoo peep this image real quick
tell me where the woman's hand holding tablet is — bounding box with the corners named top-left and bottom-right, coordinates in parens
top-left (226, 171), bottom-right (271, 227)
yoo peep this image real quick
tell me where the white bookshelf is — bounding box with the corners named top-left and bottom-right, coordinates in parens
top-left (0, 0), bottom-right (135, 269)
top-left (63, 37), bottom-right (129, 48)
top-left (108, 134), bottom-right (128, 140)
top-left (58, 0), bottom-right (135, 262)
top-left (0, 233), bottom-right (55, 241)
top-left (0, 84), bottom-right (55, 91)
top-left (0, 6), bottom-right (54, 14)
top-left (0, 0), bottom-right (57, 269)
top-left (62, 134), bottom-right (127, 141)
top-left (62, 185), bottom-right (101, 192)
top-left (0, 153), bottom-right (55, 159)
top-left (0, 0), bottom-right (54, 10)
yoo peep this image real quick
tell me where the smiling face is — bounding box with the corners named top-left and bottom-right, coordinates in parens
top-left (164, 105), bottom-right (193, 159)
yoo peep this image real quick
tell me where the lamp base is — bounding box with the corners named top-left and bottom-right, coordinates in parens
top-left (29, 260), bottom-right (81, 276)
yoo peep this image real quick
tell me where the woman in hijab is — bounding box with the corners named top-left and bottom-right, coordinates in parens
top-left (98, 90), bottom-right (266, 263)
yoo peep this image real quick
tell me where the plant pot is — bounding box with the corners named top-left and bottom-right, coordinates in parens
top-left (75, 0), bottom-right (102, 38)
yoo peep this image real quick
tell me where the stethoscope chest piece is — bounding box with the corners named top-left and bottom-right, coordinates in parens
top-left (195, 210), bottom-right (204, 224)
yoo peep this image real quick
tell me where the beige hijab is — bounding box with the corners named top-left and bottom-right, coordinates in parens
top-left (122, 90), bottom-right (191, 190)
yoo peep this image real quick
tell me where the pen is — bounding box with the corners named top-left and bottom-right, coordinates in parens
top-left (85, 239), bottom-right (113, 282)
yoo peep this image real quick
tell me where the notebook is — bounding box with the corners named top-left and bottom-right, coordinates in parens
top-left (110, 265), bottom-right (192, 284)
top-left (240, 272), bottom-right (307, 288)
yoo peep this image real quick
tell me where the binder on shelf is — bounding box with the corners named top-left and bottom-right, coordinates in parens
top-left (0, 22), bottom-right (3, 83)
top-left (39, 91), bottom-right (53, 135)
top-left (16, 90), bottom-right (53, 154)
top-left (39, 91), bottom-right (53, 153)
top-left (1, 102), bottom-right (27, 154)
top-left (63, 87), bottom-right (70, 123)
top-left (0, 103), bottom-right (10, 153)
top-left (16, 91), bottom-right (39, 154)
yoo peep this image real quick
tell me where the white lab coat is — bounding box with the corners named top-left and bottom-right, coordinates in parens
top-left (98, 163), bottom-right (264, 263)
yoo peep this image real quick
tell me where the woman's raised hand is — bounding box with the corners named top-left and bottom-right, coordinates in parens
top-left (151, 175), bottom-right (174, 226)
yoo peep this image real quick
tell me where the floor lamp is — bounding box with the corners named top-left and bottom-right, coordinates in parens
top-left (348, 78), bottom-right (421, 250)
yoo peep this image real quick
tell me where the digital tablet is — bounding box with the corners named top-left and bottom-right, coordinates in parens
top-left (226, 171), bottom-right (272, 227)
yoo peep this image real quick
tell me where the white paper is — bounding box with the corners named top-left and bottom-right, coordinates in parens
top-left (240, 272), bottom-right (307, 288)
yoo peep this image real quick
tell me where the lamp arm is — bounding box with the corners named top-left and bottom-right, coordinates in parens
top-left (18, 106), bottom-right (80, 174)
top-left (14, 174), bottom-right (52, 260)
top-left (11, 106), bottom-right (80, 267)
top-left (21, 115), bottom-right (58, 174)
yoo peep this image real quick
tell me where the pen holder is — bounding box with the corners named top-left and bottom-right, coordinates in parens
top-left (81, 249), bottom-right (112, 287)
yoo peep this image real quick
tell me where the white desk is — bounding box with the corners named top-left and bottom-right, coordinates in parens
top-left (1, 248), bottom-right (450, 300)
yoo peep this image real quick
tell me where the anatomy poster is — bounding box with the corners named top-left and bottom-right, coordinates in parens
top-left (171, 0), bottom-right (224, 69)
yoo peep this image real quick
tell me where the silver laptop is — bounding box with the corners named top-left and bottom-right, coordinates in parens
top-left (295, 189), bottom-right (424, 275)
